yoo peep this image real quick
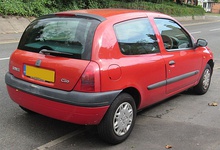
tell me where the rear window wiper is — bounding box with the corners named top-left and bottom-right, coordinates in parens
top-left (39, 49), bottom-right (81, 59)
top-left (40, 49), bottom-right (73, 56)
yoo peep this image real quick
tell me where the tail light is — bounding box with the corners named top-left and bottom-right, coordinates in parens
top-left (74, 62), bottom-right (100, 92)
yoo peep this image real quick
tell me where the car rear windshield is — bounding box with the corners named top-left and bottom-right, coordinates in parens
top-left (18, 15), bottom-right (100, 60)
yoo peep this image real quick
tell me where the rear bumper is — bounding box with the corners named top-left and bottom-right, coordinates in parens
top-left (5, 72), bottom-right (121, 124)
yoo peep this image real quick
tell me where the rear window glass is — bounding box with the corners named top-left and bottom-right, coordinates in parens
top-left (18, 16), bottom-right (100, 60)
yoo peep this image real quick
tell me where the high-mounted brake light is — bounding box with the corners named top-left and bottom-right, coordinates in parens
top-left (74, 62), bottom-right (100, 92)
top-left (55, 13), bottom-right (75, 17)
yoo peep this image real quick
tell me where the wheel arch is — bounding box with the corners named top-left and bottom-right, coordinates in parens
top-left (121, 87), bottom-right (141, 109)
top-left (207, 59), bottom-right (214, 75)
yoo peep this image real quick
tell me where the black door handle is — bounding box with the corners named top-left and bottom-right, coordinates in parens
top-left (169, 60), bottom-right (175, 65)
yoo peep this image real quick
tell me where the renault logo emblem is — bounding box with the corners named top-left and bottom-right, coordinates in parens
top-left (35, 59), bottom-right (42, 67)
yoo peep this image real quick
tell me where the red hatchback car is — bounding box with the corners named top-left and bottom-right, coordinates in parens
top-left (5, 9), bottom-right (214, 144)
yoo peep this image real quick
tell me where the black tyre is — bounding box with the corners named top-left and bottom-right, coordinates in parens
top-left (194, 64), bottom-right (212, 95)
top-left (20, 106), bottom-right (36, 114)
top-left (97, 93), bottom-right (136, 144)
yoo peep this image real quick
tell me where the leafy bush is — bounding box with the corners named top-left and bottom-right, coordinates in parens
top-left (110, 1), bottom-right (205, 16)
top-left (0, 0), bottom-right (205, 17)
top-left (0, 0), bottom-right (59, 16)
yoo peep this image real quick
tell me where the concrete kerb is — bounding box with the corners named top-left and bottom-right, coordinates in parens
top-left (175, 15), bottom-right (206, 21)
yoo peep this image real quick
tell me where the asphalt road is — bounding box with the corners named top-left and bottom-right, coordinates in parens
top-left (0, 19), bottom-right (220, 150)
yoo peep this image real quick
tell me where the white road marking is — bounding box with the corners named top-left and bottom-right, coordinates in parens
top-left (33, 127), bottom-right (87, 150)
top-left (0, 40), bottom-right (19, 44)
top-left (210, 28), bottom-right (220, 32)
top-left (190, 31), bottom-right (201, 34)
top-left (0, 57), bottom-right (10, 61)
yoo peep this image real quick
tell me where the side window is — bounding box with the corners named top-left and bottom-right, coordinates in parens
top-left (154, 18), bottom-right (193, 50)
top-left (114, 18), bottom-right (159, 55)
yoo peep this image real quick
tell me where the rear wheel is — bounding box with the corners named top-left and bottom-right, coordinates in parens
top-left (98, 93), bottom-right (136, 144)
top-left (194, 64), bottom-right (212, 95)
top-left (20, 106), bottom-right (36, 114)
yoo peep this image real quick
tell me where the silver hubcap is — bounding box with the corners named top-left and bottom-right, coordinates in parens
top-left (203, 69), bottom-right (211, 90)
top-left (113, 102), bottom-right (133, 136)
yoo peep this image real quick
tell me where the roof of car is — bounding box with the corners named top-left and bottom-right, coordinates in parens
top-left (55, 9), bottom-right (170, 21)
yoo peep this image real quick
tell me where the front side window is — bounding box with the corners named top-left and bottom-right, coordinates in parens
top-left (154, 18), bottom-right (193, 50)
top-left (18, 16), bottom-right (100, 60)
top-left (114, 18), bottom-right (159, 55)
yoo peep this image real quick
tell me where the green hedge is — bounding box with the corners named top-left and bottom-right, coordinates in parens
top-left (110, 1), bottom-right (205, 16)
top-left (0, 0), bottom-right (205, 17)
top-left (0, 0), bottom-right (59, 16)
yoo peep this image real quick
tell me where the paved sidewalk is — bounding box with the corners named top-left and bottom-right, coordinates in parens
top-left (0, 16), bottom-right (34, 44)
top-left (0, 14), bottom-right (219, 44)
top-left (0, 16), bottom-right (34, 34)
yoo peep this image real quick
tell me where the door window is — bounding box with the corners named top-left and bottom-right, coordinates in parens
top-left (154, 18), bottom-right (193, 50)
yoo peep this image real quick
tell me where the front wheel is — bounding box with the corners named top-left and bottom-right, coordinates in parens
top-left (97, 93), bottom-right (136, 144)
top-left (194, 64), bottom-right (212, 95)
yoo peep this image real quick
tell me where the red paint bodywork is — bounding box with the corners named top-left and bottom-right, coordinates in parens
top-left (6, 9), bottom-right (213, 125)
top-left (7, 86), bottom-right (109, 124)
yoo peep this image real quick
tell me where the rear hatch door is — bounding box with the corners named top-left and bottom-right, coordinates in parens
top-left (9, 14), bottom-right (101, 91)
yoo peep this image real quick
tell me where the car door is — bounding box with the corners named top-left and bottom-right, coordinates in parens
top-left (113, 18), bottom-right (167, 107)
top-left (154, 18), bottom-right (203, 94)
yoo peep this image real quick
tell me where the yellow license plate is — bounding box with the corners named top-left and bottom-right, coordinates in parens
top-left (24, 65), bottom-right (55, 83)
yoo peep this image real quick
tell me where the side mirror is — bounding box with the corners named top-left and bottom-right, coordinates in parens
top-left (195, 39), bottom-right (208, 48)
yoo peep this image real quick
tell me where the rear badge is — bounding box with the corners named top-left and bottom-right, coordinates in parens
top-left (35, 59), bottom-right (42, 67)
top-left (61, 78), bottom-right (70, 83)
top-left (12, 66), bottom-right (20, 72)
